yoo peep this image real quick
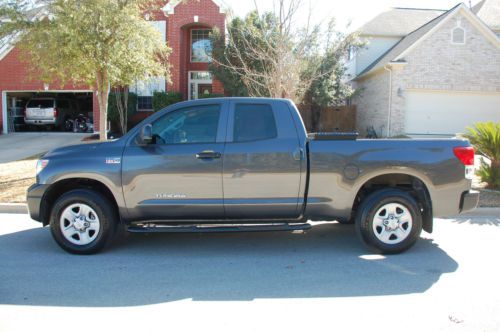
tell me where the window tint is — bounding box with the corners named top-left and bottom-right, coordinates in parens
top-left (27, 99), bottom-right (54, 108)
top-left (233, 104), bottom-right (277, 142)
top-left (152, 104), bottom-right (220, 144)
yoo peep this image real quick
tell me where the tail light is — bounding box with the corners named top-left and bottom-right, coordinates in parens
top-left (454, 146), bottom-right (475, 180)
top-left (453, 146), bottom-right (475, 166)
top-left (53, 108), bottom-right (58, 117)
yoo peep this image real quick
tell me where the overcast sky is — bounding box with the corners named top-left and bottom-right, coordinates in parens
top-left (222, 0), bottom-right (481, 31)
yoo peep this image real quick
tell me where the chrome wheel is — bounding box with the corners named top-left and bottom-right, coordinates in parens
top-left (372, 203), bottom-right (413, 245)
top-left (59, 203), bottom-right (100, 246)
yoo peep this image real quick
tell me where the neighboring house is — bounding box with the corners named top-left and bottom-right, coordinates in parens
top-left (348, 3), bottom-right (500, 137)
top-left (473, 0), bottom-right (500, 36)
top-left (0, 0), bottom-right (226, 134)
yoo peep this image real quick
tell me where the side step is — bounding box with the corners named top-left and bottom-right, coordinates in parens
top-left (127, 223), bottom-right (312, 233)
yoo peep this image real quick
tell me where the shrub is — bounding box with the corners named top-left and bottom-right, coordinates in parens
top-left (152, 91), bottom-right (183, 112)
top-left (464, 122), bottom-right (500, 189)
top-left (199, 93), bottom-right (225, 99)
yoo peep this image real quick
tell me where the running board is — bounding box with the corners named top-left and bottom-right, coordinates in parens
top-left (127, 223), bottom-right (312, 233)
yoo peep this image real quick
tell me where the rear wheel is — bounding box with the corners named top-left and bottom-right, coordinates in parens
top-left (50, 189), bottom-right (117, 254)
top-left (355, 189), bottom-right (422, 254)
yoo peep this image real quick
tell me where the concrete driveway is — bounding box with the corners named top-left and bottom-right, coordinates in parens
top-left (0, 210), bottom-right (499, 331)
top-left (0, 133), bottom-right (88, 163)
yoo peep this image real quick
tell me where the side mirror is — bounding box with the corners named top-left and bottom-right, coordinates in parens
top-left (139, 124), bottom-right (153, 144)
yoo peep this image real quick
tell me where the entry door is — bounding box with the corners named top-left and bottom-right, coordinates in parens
top-left (122, 103), bottom-right (227, 221)
top-left (223, 101), bottom-right (303, 219)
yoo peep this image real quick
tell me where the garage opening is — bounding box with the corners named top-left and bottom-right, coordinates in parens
top-left (5, 91), bottom-right (93, 133)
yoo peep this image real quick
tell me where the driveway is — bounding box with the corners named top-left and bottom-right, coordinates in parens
top-left (0, 210), bottom-right (499, 331)
top-left (0, 133), bottom-right (88, 163)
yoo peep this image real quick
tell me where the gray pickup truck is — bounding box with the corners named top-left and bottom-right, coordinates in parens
top-left (27, 98), bottom-right (479, 255)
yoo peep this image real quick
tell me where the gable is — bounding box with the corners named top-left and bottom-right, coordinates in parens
top-left (163, 0), bottom-right (226, 15)
top-left (355, 4), bottom-right (500, 79)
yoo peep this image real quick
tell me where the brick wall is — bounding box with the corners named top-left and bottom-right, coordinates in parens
top-left (167, 0), bottom-right (225, 98)
top-left (0, 48), bottom-right (95, 133)
top-left (353, 11), bottom-right (500, 136)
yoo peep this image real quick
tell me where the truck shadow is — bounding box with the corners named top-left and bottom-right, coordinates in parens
top-left (0, 223), bottom-right (457, 307)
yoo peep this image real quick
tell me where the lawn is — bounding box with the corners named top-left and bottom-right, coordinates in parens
top-left (0, 153), bottom-right (42, 203)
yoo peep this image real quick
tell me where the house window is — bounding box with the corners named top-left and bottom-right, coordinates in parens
top-left (191, 29), bottom-right (212, 62)
top-left (451, 27), bottom-right (465, 44)
top-left (138, 96), bottom-right (153, 110)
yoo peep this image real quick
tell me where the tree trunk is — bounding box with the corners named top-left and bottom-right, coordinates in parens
top-left (96, 70), bottom-right (110, 141)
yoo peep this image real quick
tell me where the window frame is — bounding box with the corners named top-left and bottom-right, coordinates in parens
top-left (137, 96), bottom-right (153, 111)
top-left (149, 104), bottom-right (223, 146)
top-left (451, 26), bottom-right (466, 45)
top-left (190, 28), bottom-right (213, 63)
top-left (229, 103), bottom-right (279, 143)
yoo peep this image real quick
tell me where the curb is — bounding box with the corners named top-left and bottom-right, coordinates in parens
top-left (0, 203), bottom-right (28, 214)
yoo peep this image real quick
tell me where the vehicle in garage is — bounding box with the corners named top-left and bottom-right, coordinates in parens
top-left (27, 98), bottom-right (479, 255)
top-left (24, 97), bottom-right (81, 130)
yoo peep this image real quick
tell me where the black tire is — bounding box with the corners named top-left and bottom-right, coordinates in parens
top-left (50, 189), bottom-right (117, 254)
top-left (337, 218), bottom-right (354, 225)
top-left (355, 188), bottom-right (422, 254)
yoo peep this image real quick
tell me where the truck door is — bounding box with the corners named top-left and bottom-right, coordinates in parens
top-left (122, 102), bottom-right (228, 221)
top-left (223, 100), bottom-right (303, 219)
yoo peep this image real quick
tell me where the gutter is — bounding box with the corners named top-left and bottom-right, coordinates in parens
top-left (383, 64), bottom-right (393, 137)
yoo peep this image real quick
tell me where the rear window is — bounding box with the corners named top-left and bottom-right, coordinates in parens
top-left (27, 99), bottom-right (55, 108)
top-left (233, 104), bottom-right (277, 142)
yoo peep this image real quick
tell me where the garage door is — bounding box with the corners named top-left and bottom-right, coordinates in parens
top-left (405, 90), bottom-right (500, 136)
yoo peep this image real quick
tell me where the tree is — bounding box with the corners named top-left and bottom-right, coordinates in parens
top-left (0, 0), bottom-right (170, 140)
top-left (210, 0), bottom-right (361, 111)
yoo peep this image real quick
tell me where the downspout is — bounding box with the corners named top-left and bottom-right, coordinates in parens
top-left (384, 64), bottom-right (392, 137)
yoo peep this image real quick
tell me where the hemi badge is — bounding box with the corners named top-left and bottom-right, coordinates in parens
top-left (106, 158), bottom-right (121, 164)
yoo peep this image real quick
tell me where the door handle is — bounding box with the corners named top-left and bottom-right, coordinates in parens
top-left (196, 150), bottom-right (221, 159)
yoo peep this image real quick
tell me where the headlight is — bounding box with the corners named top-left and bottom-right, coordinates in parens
top-left (36, 159), bottom-right (49, 175)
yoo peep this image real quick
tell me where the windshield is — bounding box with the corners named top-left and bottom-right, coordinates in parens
top-left (27, 99), bottom-right (55, 108)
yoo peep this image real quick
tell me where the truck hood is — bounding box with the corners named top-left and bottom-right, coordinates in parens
top-left (43, 139), bottom-right (124, 159)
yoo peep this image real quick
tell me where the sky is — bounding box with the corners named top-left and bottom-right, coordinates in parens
top-left (222, 0), bottom-right (482, 31)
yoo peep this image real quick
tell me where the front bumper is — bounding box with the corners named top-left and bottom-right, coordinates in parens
top-left (26, 183), bottom-right (50, 223)
top-left (459, 190), bottom-right (480, 213)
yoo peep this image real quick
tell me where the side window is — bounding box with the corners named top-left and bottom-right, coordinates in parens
top-left (152, 104), bottom-right (220, 144)
top-left (233, 104), bottom-right (277, 142)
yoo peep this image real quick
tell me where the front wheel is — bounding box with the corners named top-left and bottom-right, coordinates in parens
top-left (50, 189), bottom-right (117, 254)
top-left (355, 189), bottom-right (422, 254)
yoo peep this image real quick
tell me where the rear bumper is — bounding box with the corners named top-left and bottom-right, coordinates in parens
top-left (26, 183), bottom-right (50, 223)
top-left (25, 119), bottom-right (56, 125)
top-left (459, 190), bottom-right (480, 213)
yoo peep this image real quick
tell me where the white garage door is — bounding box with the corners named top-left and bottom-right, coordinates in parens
top-left (405, 90), bottom-right (500, 136)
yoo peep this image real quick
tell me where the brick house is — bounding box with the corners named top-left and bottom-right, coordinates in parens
top-left (347, 2), bottom-right (500, 137)
top-left (0, 0), bottom-right (226, 134)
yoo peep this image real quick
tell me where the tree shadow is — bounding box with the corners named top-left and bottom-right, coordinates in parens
top-left (449, 217), bottom-right (500, 227)
top-left (0, 223), bottom-right (458, 307)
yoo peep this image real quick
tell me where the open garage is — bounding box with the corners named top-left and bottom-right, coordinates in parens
top-left (2, 91), bottom-right (93, 133)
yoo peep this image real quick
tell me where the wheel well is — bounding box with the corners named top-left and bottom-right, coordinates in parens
top-left (352, 174), bottom-right (433, 233)
top-left (40, 178), bottom-right (119, 226)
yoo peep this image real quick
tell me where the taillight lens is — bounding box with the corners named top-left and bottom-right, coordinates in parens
top-left (453, 146), bottom-right (475, 166)
top-left (53, 108), bottom-right (58, 117)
